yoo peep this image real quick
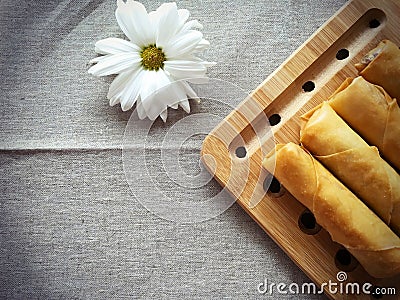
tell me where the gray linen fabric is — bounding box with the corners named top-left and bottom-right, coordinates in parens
top-left (1, 0), bottom-right (347, 299)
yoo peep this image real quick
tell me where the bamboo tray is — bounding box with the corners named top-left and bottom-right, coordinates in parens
top-left (201, 0), bottom-right (400, 299)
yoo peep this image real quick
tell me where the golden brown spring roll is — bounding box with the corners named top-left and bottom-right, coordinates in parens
top-left (355, 40), bottom-right (400, 101)
top-left (300, 102), bottom-right (400, 235)
top-left (328, 76), bottom-right (400, 170)
top-left (262, 143), bottom-right (400, 278)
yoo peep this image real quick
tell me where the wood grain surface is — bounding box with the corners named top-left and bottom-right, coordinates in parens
top-left (201, 0), bottom-right (400, 299)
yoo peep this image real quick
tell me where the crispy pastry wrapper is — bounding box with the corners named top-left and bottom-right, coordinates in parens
top-left (300, 102), bottom-right (400, 235)
top-left (328, 76), bottom-right (400, 170)
top-left (263, 143), bottom-right (400, 278)
top-left (355, 39), bottom-right (400, 101)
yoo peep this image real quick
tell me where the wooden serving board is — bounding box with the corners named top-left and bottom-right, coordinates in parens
top-left (201, 0), bottom-right (400, 299)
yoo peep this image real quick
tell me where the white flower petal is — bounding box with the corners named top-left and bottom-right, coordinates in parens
top-left (148, 10), bottom-right (157, 23)
top-left (151, 6), bottom-right (189, 38)
top-left (140, 71), bottom-right (168, 105)
top-left (170, 103), bottom-right (179, 109)
top-left (193, 39), bottom-right (210, 52)
top-left (171, 82), bottom-right (188, 107)
top-left (160, 109), bottom-right (168, 122)
top-left (95, 37), bottom-right (140, 55)
top-left (107, 69), bottom-right (134, 101)
top-left (179, 99), bottom-right (190, 113)
top-left (89, 55), bottom-right (108, 64)
top-left (109, 96), bottom-right (120, 106)
top-left (107, 68), bottom-right (143, 108)
top-left (136, 98), bottom-right (147, 119)
top-left (165, 60), bottom-right (206, 69)
top-left (164, 30), bottom-right (203, 58)
top-left (88, 52), bottom-right (141, 76)
top-left (177, 9), bottom-right (190, 28)
top-left (120, 69), bottom-right (145, 111)
top-left (202, 61), bottom-right (217, 67)
top-left (164, 60), bottom-right (206, 80)
top-left (138, 72), bottom-right (159, 117)
top-left (155, 3), bottom-right (180, 48)
top-left (141, 71), bottom-right (190, 121)
top-left (116, 0), bottom-right (154, 47)
top-left (181, 20), bottom-right (203, 32)
top-left (180, 81), bottom-right (200, 102)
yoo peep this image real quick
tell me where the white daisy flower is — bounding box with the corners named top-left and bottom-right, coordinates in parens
top-left (88, 0), bottom-right (215, 122)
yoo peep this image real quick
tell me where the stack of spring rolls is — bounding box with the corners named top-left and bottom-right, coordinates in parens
top-left (262, 40), bottom-right (400, 278)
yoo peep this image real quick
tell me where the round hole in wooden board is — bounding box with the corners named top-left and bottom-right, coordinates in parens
top-left (369, 18), bottom-right (381, 28)
top-left (263, 173), bottom-right (285, 198)
top-left (334, 248), bottom-right (359, 272)
top-left (268, 114), bottom-right (281, 126)
top-left (336, 48), bottom-right (350, 60)
top-left (298, 209), bottom-right (321, 235)
top-left (235, 146), bottom-right (247, 158)
top-left (302, 81), bottom-right (315, 92)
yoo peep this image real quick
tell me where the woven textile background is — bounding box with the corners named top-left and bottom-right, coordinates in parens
top-left (1, 0), bottom-right (347, 299)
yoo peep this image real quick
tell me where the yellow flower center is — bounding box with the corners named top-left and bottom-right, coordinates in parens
top-left (141, 44), bottom-right (166, 71)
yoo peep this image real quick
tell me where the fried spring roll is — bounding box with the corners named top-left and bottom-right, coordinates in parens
top-left (328, 76), bottom-right (400, 170)
top-left (263, 143), bottom-right (400, 278)
top-left (355, 40), bottom-right (400, 101)
top-left (300, 102), bottom-right (400, 235)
